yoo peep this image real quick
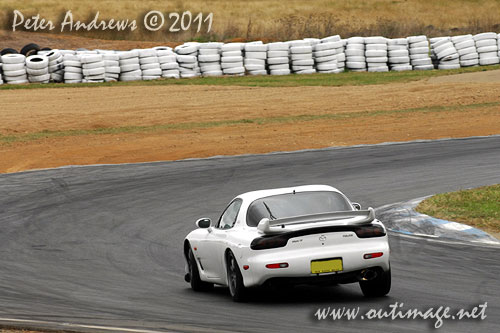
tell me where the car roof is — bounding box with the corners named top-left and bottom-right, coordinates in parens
top-left (235, 184), bottom-right (341, 203)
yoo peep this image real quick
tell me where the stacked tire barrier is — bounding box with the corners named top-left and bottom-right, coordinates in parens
top-left (157, 48), bottom-right (180, 79)
top-left (289, 40), bottom-right (315, 74)
top-left (119, 50), bottom-right (141, 82)
top-left (63, 53), bottom-right (83, 83)
top-left (198, 42), bottom-right (222, 77)
top-left (244, 42), bottom-right (267, 76)
top-left (81, 54), bottom-right (105, 83)
top-left (220, 43), bottom-right (245, 76)
top-left (139, 49), bottom-right (161, 81)
top-left (103, 53), bottom-right (120, 82)
top-left (346, 37), bottom-right (366, 72)
top-left (451, 35), bottom-right (479, 67)
top-left (431, 38), bottom-right (460, 70)
top-left (365, 36), bottom-right (389, 72)
top-left (1, 54), bottom-right (28, 84)
top-left (2, 32), bottom-right (500, 86)
top-left (313, 40), bottom-right (339, 74)
top-left (474, 32), bottom-right (500, 66)
top-left (267, 42), bottom-right (290, 75)
top-left (388, 38), bottom-right (412, 71)
top-left (408, 36), bottom-right (433, 70)
top-left (26, 55), bottom-right (50, 83)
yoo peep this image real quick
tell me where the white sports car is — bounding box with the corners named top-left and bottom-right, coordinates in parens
top-left (183, 185), bottom-right (390, 301)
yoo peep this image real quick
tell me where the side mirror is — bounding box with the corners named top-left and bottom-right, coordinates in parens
top-left (352, 203), bottom-right (361, 210)
top-left (196, 218), bottom-right (211, 228)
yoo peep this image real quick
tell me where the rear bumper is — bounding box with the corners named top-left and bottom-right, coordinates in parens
top-left (262, 266), bottom-right (385, 287)
top-left (240, 237), bottom-right (390, 287)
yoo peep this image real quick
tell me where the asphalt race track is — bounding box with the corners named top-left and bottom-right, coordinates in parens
top-left (1, 136), bottom-right (500, 333)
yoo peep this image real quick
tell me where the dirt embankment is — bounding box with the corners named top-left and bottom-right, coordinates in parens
top-left (1, 79), bottom-right (499, 174)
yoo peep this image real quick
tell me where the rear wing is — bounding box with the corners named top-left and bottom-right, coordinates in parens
top-left (257, 208), bottom-right (376, 235)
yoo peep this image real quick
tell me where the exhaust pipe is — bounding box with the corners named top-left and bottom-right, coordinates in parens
top-left (360, 269), bottom-right (378, 281)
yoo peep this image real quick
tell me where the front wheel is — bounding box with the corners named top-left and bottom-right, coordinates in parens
top-left (188, 248), bottom-right (213, 291)
top-left (360, 268), bottom-right (391, 297)
top-left (226, 251), bottom-right (247, 302)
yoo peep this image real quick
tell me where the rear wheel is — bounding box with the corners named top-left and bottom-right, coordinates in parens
top-left (188, 248), bottom-right (213, 291)
top-left (226, 250), bottom-right (247, 302)
top-left (360, 268), bottom-right (391, 297)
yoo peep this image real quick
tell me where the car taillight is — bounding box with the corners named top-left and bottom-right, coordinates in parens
top-left (251, 235), bottom-right (288, 250)
top-left (363, 252), bottom-right (383, 259)
top-left (266, 263), bottom-right (289, 269)
top-left (354, 225), bottom-right (386, 238)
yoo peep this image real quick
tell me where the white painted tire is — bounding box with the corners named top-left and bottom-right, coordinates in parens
top-left (293, 59), bottom-right (314, 66)
top-left (436, 47), bottom-right (457, 59)
top-left (412, 58), bottom-right (432, 66)
top-left (80, 54), bottom-right (102, 64)
top-left (140, 63), bottom-right (160, 70)
top-left (198, 49), bottom-right (219, 56)
top-left (270, 69), bottom-right (291, 75)
top-left (411, 41), bottom-right (429, 48)
top-left (4, 69), bottom-right (27, 77)
top-left (365, 50), bottom-right (386, 57)
top-left (119, 58), bottom-right (139, 66)
top-left (347, 56), bottom-right (366, 62)
top-left (410, 47), bottom-right (430, 55)
top-left (410, 54), bottom-right (429, 60)
top-left (177, 55), bottom-right (197, 63)
top-left (245, 64), bottom-right (265, 71)
top-left (413, 64), bottom-right (434, 70)
top-left (221, 62), bottom-right (242, 69)
top-left (479, 57), bottom-right (499, 65)
top-left (198, 54), bottom-right (220, 62)
top-left (346, 61), bottom-right (366, 69)
top-left (345, 49), bottom-right (364, 57)
top-left (267, 43), bottom-right (289, 51)
top-left (316, 62), bottom-right (337, 71)
top-left (290, 46), bottom-right (312, 54)
top-left (390, 65), bottom-right (413, 71)
top-left (245, 51), bottom-right (267, 60)
top-left (25, 55), bottom-right (48, 69)
top-left (26, 67), bottom-right (49, 75)
top-left (160, 62), bottom-right (179, 70)
top-left (1, 54), bottom-right (26, 64)
top-left (120, 63), bottom-right (141, 72)
top-left (83, 67), bottom-right (105, 76)
top-left (365, 44), bottom-right (388, 51)
top-left (63, 60), bottom-right (81, 68)
top-left (139, 56), bottom-right (159, 65)
top-left (458, 47), bottom-right (477, 56)
top-left (389, 56), bottom-right (410, 64)
top-left (221, 56), bottom-right (243, 63)
top-left (64, 72), bottom-right (83, 80)
top-left (407, 35), bottom-right (427, 44)
top-left (388, 50), bottom-right (409, 57)
top-left (315, 54), bottom-right (338, 63)
top-left (245, 44), bottom-right (267, 52)
top-left (460, 59), bottom-right (479, 67)
top-left (268, 64), bottom-right (290, 70)
top-left (105, 66), bottom-right (121, 74)
top-left (347, 37), bottom-right (364, 44)
top-left (142, 68), bottom-right (161, 76)
top-left (268, 50), bottom-right (288, 58)
top-left (244, 58), bottom-right (265, 65)
top-left (461, 52), bottom-right (479, 60)
top-left (368, 66), bottom-right (389, 72)
top-left (138, 49), bottom-right (157, 58)
top-left (477, 45), bottom-right (498, 53)
top-left (120, 76), bottom-right (142, 81)
top-left (223, 66), bottom-right (245, 74)
top-left (158, 55), bottom-right (177, 63)
top-left (83, 61), bottom-right (105, 69)
top-left (119, 50), bottom-right (139, 60)
top-left (473, 32), bottom-right (497, 41)
top-left (221, 43), bottom-right (243, 52)
top-left (175, 45), bottom-right (198, 55)
top-left (438, 63), bottom-right (460, 70)
top-left (367, 56), bottom-right (388, 63)
top-left (314, 49), bottom-right (336, 58)
top-left (2, 63), bottom-right (25, 71)
top-left (103, 54), bottom-right (119, 61)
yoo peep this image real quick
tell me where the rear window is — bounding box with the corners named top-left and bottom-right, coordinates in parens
top-left (246, 191), bottom-right (352, 227)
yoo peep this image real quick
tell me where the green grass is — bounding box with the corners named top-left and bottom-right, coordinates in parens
top-left (1, 65), bottom-right (499, 90)
top-left (1, 100), bottom-right (498, 146)
top-left (417, 185), bottom-right (500, 235)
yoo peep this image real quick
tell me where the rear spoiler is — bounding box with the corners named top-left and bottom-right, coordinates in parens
top-left (257, 208), bottom-right (376, 235)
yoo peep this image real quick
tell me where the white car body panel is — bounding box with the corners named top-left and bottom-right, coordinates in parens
top-left (184, 185), bottom-right (390, 288)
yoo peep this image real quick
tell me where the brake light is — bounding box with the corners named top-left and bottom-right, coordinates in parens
top-left (266, 263), bottom-right (289, 269)
top-left (363, 252), bottom-right (383, 259)
top-left (355, 225), bottom-right (386, 238)
top-left (251, 235), bottom-right (288, 250)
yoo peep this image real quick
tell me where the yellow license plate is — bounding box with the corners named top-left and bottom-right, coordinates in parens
top-left (311, 258), bottom-right (343, 274)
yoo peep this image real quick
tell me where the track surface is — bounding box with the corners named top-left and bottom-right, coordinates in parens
top-left (1, 137), bottom-right (499, 332)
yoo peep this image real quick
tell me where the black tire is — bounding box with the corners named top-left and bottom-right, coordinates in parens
top-left (20, 43), bottom-right (40, 57)
top-left (360, 268), bottom-right (391, 297)
top-left (1, 48), bottom-right (18, 56)
top-left (188, 247), bottom-right (213, 291)
top-left (226, 250), bottom-right (247, 302)
top-left (40, 47), bottom-right (52, 51)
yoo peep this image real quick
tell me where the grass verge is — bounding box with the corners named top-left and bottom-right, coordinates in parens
top-left (416, 185), bottom-right (500, 235)
top-left (1, 101), bottom-right (498, 145)
top-left (1, 65), bottom-right (499, 90)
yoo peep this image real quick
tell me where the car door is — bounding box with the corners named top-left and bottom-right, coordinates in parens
top-left (202, 199), bottom-right (242, 279)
